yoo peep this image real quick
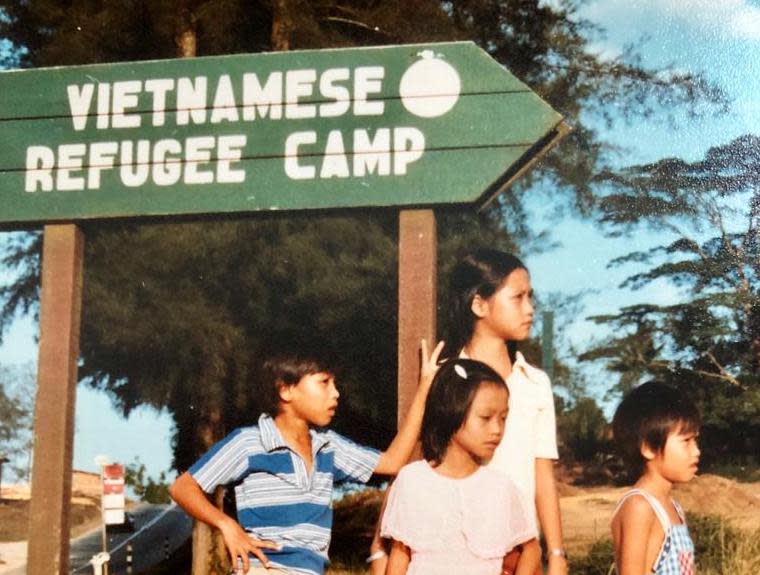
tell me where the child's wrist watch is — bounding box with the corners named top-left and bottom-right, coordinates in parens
top-left (549, 548), bottom-right (567, 559)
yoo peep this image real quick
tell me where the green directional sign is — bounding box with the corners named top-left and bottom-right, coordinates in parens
top-left (0, 41), bottom-right (565, 223)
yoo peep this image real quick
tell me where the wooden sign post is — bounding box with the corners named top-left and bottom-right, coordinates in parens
top-left (26, 224), bottom-right (83, 575)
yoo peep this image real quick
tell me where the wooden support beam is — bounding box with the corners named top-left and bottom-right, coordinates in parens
top-left (397, 210), bottom-right (436, 428)
top-left (27, 224), bottom-right (84, 575)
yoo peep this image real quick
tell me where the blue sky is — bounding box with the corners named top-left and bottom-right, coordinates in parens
top-left (1, 0), bottom-right (758, 481)
top-left (525, 0), bottom-right (760, 404)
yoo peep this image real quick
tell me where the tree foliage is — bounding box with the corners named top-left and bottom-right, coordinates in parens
top-left (0, 363), bottom-right (35, 481)
top-left (556, 396), bottom-right (609, 464)
top-left (125, 457), bottom-right (171, 503)
top-left (582, 135), bottom-right (760, 463)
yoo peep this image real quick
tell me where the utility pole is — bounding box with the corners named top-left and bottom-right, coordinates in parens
top-left (542, 311), bottom-right (555, 381)
top-left (0, 455), bottom-right (9, 500)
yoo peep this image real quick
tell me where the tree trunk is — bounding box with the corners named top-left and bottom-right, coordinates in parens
top-left (173, 9), bottom-right (225, 574)
top-left (176, 0), bottom-right (197, 58)
top-left (271, 0), bottom-right (293, 51)
top-left (189, 407), bottom-right (228, 575)
top-left (179, 3), bottom-right (292, 573)
top-left (191, 486), bottom-right (228, 575)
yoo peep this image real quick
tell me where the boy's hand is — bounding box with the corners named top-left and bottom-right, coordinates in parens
top-left (419, 339), bottom-right (445, 390)
top-left (218, 515), bottom-right (280, 572)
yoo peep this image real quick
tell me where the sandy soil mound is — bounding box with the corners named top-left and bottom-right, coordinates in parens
top-left (672, 473), bottom-right (760, 530)
top-left (560, 473), bottom-right (760, 554)
top-left (0, 471), bottom-right (122, 542)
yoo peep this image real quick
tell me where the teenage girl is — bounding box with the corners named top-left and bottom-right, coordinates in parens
top-left (381, 358), bottom-right (540, 575)
top-left (446, 249), bottom-right (566, 575)
top-left (369, 249), bottom-right (566, 575)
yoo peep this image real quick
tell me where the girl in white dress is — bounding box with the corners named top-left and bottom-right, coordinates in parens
top-left (381, 358), bottom-right (539, 575)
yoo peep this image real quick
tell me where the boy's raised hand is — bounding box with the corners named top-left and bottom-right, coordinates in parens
top-left (419, 339), bottom-right (445, 389)
top-left (373, 339), bottom-right (445, 476)
top-left (217, 515), bottom-right (280, 573)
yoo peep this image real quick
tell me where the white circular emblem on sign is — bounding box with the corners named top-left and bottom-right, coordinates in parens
top-left (400, 50), bottom-right (461, 118)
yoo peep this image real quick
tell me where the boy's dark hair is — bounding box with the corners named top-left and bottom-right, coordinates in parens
top-left (257, 334), bottom-right (338, 416)
top-left (422, 358), bottom-right (506, 464)
top-left (445, 249), bottom-right (527, 359)
top-left (612, 380), bottom-right (701, 479)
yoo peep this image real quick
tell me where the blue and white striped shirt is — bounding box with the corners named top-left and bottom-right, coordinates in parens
top-left (189, 413), bottom-right (381, 575)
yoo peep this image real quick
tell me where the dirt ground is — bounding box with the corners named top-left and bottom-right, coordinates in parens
top-left (0, 497), bottom-right (102, 542)
top-left (0, 473), bottom-right (125, 543)
top-left (559, 473), bottom-right (760, 555)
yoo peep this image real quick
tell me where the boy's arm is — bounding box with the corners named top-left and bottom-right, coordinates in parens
top-left (535, 458), bottom-right (567, 575)
top-left (385, 539), bottom-right (412, 575)
top-left (616, 497), bottom-right (658, 575)
top-left (169, 471), bottom-right (279, 571)
top-left (374, 340), bottom-right (444, 476)
top-left (513, 539), bottom-right (541, 575)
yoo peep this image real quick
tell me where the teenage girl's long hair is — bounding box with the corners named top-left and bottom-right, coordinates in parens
top-left (444, 249), bottom-right (527, 360)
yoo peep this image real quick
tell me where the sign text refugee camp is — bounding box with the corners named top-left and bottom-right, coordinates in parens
top-left (27, 65), bottom-right (429, 192)
top-left (0, 42), bottom-right (564, 221)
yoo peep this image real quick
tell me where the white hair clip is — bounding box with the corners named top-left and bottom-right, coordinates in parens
top-left (454, 364), bottom-right (468, 379)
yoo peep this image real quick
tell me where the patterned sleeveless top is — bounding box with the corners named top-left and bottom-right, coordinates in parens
top-left (613, 488), bottom-right (695, 575)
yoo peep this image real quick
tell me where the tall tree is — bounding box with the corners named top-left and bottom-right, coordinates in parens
top-left (0, 363), bottom-right (35, 481)
top-left (581, 134), bottom-right (760, 464)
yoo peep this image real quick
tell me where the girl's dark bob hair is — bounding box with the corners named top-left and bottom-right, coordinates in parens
top-left (422, 358), bottom-right (507, 463)
top-left (612, 380), bottom-right (701, 480)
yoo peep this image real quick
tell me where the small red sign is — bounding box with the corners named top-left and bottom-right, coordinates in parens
top-left (102, 464), bottom-right (125, 495)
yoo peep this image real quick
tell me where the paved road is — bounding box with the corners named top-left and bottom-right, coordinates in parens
top-left (1, 504), bottom-right (192, 575)
top-left (72, 504), bottom-right (192, 574)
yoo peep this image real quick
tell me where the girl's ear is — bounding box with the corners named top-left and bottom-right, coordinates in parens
top-left (471, 294), bottom-right (489, 319)
top-left (640, 441), bottom-right (657, 461)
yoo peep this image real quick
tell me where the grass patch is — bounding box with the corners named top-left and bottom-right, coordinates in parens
top-left (688, 513), bottom-right (760, 575)
top-left (568, 513), bottom-right (760, 575)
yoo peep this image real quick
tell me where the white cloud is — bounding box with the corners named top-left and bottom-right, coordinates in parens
top-left (664, 0), bottom-right (760, 40)
top-left (733, 4), bottom-right (760, 39)
top-left (584, 0), bottom-right (760, 42)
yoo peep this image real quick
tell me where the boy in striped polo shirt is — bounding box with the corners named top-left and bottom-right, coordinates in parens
top-left (169, 339), bottom-right (443, 575)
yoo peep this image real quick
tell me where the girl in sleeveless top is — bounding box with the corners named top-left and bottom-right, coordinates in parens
top-left (612, 490), bottom-right (694, 575)
top-left (610, 381), bottom-right (701, 575)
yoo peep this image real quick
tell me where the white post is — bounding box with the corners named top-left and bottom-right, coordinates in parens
top-left (90, 552), bottom-right (110, 575)
top-left (94, 455), bottom-right (110, 575)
